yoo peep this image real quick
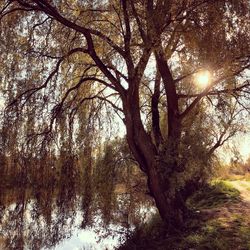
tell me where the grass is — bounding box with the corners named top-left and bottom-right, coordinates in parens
top-left (119, 180), bottom-right (250, 250)
top-left (219, 173), bottom-right (250, 182)
top-left (187, 180), bottom-right (241, 210)
top-left (119, 216), bottom-right (250, 250)
top-left (229, 179), bottom-right (250, 190)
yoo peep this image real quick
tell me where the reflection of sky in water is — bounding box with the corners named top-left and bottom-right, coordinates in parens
top-left (3, 201), bottom-right (124, 250)
top-left (1, 191), bottom-right (155, 250)
top-left (44, 212), bottom-right (121, 250)
top-left (50, 207), bottom-right (156, 250)
top-left (52, 229), bottom-right (117, 250)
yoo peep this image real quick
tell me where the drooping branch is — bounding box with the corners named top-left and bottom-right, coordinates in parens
top-left (68, 91), bottom-right (114, 124)
top-left (180, 77), bottom-right (250, 119)
top-left (178, 80), bottom-right (250, 98)
top-left (6, 47), bottom-right (88, 108)
top-left (208, 107), bottom-right (241, 156)
top-left (174, 69), bottom-right (201, 84)
top-left (53, 75), bottom-right (122, 119)
top-left (0, 7), bottom-right (35, 21)
top-left (17, 0), bottom-right (126, 57)
top-left (14, 0), bottom-right (127, 97)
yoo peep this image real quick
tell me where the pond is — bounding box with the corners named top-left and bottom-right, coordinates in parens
top-left (0, 185), bottom-right (155, 250)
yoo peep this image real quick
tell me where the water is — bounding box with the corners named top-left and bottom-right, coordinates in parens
top-left (0, 186), bottom-right (155, 250)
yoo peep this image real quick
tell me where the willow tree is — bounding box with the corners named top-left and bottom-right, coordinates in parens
top-left (0, 0), bottom-right (250, 227)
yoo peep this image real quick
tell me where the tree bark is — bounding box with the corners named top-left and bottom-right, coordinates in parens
top-left (123, 90), bottom-right (185, 228)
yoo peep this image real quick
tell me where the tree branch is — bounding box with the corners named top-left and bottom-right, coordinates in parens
top-left (6, 47), bottom-right (88, 108)
top-left (151, 68), bottom-right (162, 147)
top-left (178, 80), bottom-right (250, 98)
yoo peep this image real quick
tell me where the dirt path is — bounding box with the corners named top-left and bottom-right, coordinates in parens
top-left (230, 180), bottom-right (250, 203)
top-left (202, 180), bottom-right (250, 221)
top-left (200, 180), bottom-right (250, 249)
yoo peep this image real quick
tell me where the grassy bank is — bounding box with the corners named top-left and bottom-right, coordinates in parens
top-left (119, 180), bottom-right (250, 250)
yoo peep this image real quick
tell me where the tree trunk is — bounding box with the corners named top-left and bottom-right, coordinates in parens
top-left (123, 98), bottom-right (186, 228)
top-left (147, 161), bottom-right (185, 228)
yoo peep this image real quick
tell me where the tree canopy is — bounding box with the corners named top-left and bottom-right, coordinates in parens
top-left (0, 0), bottom-right (250, 227)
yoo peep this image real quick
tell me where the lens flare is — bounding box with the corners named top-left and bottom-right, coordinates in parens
top-left (196, 70), bottom-right (211, 88)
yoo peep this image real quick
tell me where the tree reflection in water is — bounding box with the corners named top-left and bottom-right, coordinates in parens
top-left (0, 178), bottom-right (154, 249)
top-left (0, 140), bottom-right (155, 249)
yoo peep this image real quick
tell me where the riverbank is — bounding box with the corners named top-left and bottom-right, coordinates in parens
top-left (119, 180), bottom-right (250, 250)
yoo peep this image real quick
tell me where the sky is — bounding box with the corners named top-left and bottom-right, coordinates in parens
top-left (219, 133), bottom-right (250, 164)
top-left (0, 96), bottom-right (4, 109)
top-left (233, 134), bottom-right (250, 162)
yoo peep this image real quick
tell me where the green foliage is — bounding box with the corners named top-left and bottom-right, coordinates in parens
top-left (187, 181), bottom-right (240, 209)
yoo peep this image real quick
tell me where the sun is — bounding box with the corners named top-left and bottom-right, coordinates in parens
top-left (195, 70), bottom-right (211, 88)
